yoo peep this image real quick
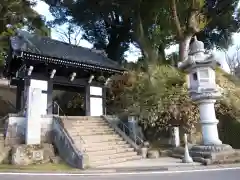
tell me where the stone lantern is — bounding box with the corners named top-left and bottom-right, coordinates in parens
top-left (177, 37), bottom-right (236, 164)
top-left (178, 36), bottom-right (223, 146)
top-left (178, 36), bottom-right (236, 164)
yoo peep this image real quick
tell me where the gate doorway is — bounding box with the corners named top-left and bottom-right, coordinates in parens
top-left (53, 84), bottom-right (85, 116)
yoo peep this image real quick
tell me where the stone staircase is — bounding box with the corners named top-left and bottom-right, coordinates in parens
top-left (61, 116), bottom-right (141, 167)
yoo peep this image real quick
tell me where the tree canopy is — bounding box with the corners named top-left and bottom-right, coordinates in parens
top-left (41, 0), bottom-right (240, 144)
top-left (0, 0), bottom-right (50, 65)
top-left (44, 0), bottom-right (240, 63)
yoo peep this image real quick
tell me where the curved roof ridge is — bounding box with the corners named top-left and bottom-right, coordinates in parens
top-left (14, 30), bottom-right (123, 71)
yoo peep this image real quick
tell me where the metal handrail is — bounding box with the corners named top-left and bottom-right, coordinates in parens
top-left (0, 114), bottom-right (10, 127)
top-left (48, 101), bottom-right (87, 153)
top-left (0, 113), bottom-right (10, 121)
top-left (118, 118), bottom-right (144, 146)
top-left (105, 115), bottom-right (144, 146)
top-left (0, 114), bottom-right (11, 137)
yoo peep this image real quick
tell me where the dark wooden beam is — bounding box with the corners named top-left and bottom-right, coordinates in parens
top-left (85, 85), bottom-right (90, 116)
top-left (16, 81), bottom-right (24, 111)
top-left (47, 79), bottom-right (53, 114)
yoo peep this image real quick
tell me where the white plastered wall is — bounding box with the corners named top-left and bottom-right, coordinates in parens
top-left (89, 86), bottom-right (103, 116)
top-left (25, 79), bottom-right (48, 145)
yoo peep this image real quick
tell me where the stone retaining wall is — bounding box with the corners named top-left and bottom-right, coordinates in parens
top-left (52, 116), bottom-right (84, 168)
top-left (4, 114), bottom-right (53, 146)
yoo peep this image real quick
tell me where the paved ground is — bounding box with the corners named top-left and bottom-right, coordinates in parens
top-left (0, 167), bottom-right (240, 180)
top-left (97, 157), bottom-right (200, 169)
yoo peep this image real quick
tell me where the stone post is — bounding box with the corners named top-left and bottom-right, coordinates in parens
top-left (171, 126), bottom-right (180, 147)
top-left (182, 133), bottom-right (193, 163)
top-left (26, 87), bottom-right (42, 145)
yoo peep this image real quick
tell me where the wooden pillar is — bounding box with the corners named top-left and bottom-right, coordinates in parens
top-left (102, 87), bottom-right (106, 115)
top-left (16, 80), bottom-right (24, 111)
top-left (85, 85), bottom-right (90, 116)
top-left (47, 79), bottom-right (53, 114)
top-left (23, 77), bottom-right (31, 113)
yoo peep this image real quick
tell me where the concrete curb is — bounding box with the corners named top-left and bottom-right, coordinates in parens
top-left (0, 163), bottom-right (240, 174)
top-left (89, 163), bottom-right (240, 173)
top-left (0, 166), bottom-right (173, 174)
top-left (88, 163), bottom-right (203, 173)
top-left (90, 166), bottom-right (168, 172)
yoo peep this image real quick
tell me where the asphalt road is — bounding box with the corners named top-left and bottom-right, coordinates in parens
top-left (0, 168), bottom-right (240, 180)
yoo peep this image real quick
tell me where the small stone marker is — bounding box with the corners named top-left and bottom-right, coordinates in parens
top-left (182, 133), bottom-right (193, 163)
top-left (32, 150), bottom-right (44, 161)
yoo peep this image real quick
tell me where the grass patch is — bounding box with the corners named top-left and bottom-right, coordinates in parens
top-left (0, 163), bottom-right (80, 172)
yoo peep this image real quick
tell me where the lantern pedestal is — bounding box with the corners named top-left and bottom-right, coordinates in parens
top-left (198, 99), bottom-right (222, 145)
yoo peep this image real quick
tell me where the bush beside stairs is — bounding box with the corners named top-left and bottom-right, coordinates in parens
top-left (60, 116), bottom-right (141, 168)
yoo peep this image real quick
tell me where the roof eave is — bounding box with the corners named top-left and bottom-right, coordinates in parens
top-left (22, 51), bottom-right (124, 74)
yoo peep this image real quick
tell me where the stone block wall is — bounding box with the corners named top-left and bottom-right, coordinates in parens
top-left (0, 82), bottom-right (17, 117)
top-left (4, 114), bottom-right (53, 146)
top-left (40, 115), bottom-right (53, 144)
top-left (52, 116), bottom-right (84, 168)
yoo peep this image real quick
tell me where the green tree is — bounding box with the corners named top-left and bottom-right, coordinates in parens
top-left (44, 0), bottom-right (240, 63)
top-left (46, 0), bottom-right (132, 63)
top-left (107, 65), bottom-right (199, 133)
top-left (0, 0), bottom-right (50, 65)
top-left (169, 0), bottom-right (239, 61)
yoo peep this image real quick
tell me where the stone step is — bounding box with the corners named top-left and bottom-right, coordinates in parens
top-left (68, 126), bottom-right (111, 132)
top-left (89, 155), bottom-right (141, 167)
top-left (76, 120), bottom-right (104, 123)
top-left (69, 130), bottom-right (115, 136)
top-left (82, 133), bottom-right (119, 138)
top-left (76, 141), bottom-right (129, 151)
top-left (65, 116), bottom-right (102, 118)
top-left (89, 151), bottom-right (137, 161)
top-left (69, 126), bottom-right (112, 132)
top-left (81, 138), bottom-right (122, 144)
top-left (82, 145), bottom-right (131, 153)
top-left (82, 135), bottom-right (121, 142)
top-left (62, 116), bottom-right (102, 121)
top-left (63, 123), bottom-right (110, 129)
top-left (63, 119), bottom-right (107, 124)
top-left (73, 137), bottom-right (123, 144)
top-left (87, 147), bottom-right (135, 156)
top-left (70, 123), bottom-right (108, 127)
top-left (72, 133), bottom-right (119, 139)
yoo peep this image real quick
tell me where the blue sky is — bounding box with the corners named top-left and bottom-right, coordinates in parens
top-left (33, 0), bottom-right (240, 73)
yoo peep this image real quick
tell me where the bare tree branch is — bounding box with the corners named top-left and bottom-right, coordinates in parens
top-left (170, 0), bottom-right (183, 39)
top-left (224, 46), bottom-right (240, 75)
top-left (55, 23), bottom-right (82, 45)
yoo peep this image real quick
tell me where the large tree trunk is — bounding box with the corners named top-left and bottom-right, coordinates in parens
top-left (158, 44), bottom-right (166, 62)
top-left (170, 0), bottom-right (199, 62)
top-left (179, 35), bottom-right (193, 62)
top-left (134, 13), bottom-right (160, 64)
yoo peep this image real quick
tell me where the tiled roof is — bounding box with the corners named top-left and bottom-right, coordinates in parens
top-left (11, 30), bottom-right (124, 72)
